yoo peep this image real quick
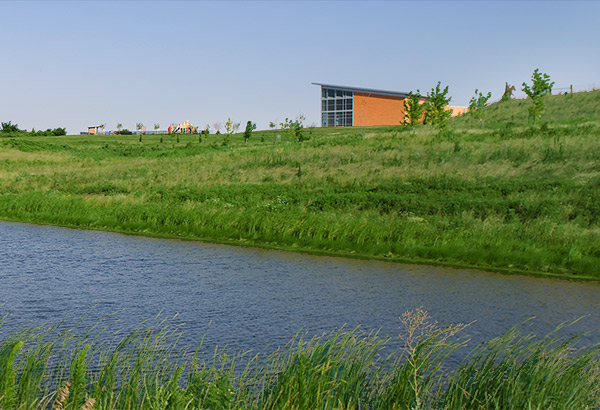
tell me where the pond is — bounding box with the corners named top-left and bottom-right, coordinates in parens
top-left (1, 221), bottom-right (599, 357)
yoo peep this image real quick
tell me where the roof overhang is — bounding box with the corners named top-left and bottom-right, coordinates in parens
top-left (313, 82), bottom-right (414, 99)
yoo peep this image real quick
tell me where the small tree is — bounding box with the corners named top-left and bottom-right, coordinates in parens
top-left (424, 81), bottom-right (452, 131)
top-left (116, 123), bottom-right (123, 132)
top-left (154, 123), bottom-right (160, 132)
top-left (269, 121), bottom-right (276, 130)
top-left (281, 115), bottom-right (305, 142)
top-left (212, 122), bottom-right (222, 134)
top-left (403, 90), bottom-right (425, 126)
top-left (522, 68), bottom-right (554, 123)
top-left (223, 118), bottom-right (234, 145)
top-left (468, 89), bottom-right (492, 126)
top-left (243, 120), bottom-right (257, 143)
top-left (204, 124), bottom-right (210, 135)
top-left (136, 123), bottom-right (143, 142)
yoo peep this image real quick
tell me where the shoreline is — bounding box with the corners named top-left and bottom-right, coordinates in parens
top-left (2, 215), bottom-right (597, 283)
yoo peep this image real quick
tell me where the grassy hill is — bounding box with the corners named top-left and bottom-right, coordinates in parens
top-left (1, 90), bottom-right (599, 279)
top-left (454, 89), bottom-right (600, 127)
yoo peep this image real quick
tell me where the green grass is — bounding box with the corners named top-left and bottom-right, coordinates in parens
top-left (1, 310), bottom-right (598, 409)
top-left (1, 91), bottom-right (600, 279)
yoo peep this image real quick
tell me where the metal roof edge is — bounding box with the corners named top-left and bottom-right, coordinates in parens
top-left (312, 82), bottom-right (414, 98)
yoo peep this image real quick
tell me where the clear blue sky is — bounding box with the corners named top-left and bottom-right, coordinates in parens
top-left (1, 1), bottom-right (598, 133)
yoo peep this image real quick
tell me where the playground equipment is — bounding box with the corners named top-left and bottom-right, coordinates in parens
top-left (168, 121), bottom-right (196, 134)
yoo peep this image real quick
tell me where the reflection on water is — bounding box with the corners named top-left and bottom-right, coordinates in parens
top-left (1, 221), bottom-right (599, 356)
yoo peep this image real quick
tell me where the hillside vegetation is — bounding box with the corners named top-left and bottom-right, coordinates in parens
top-left (1, 90), bottom-right (599, 279)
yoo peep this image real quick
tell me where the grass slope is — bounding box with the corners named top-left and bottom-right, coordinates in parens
top-left (1, 91), bottom-right (600, 279)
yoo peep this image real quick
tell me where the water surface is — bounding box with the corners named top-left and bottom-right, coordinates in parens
top-left (1, 221), bottom-right (599, 356)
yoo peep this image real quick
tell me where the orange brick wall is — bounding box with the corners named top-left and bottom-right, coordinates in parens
top-left (447, 105), bottom-right (469, 116)
top-left (351, 92), bottom-right (468, 126)
top-left (353, 92), bottom-right (406, 126)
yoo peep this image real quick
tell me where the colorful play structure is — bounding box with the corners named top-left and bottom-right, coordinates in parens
top-left (88, 125), bottom-right (105, 135)
top-left (168, 121), bottom-right (196, 134)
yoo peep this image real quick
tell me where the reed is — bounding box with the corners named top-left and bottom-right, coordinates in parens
top-left (0, 310), bottom-right (598, 409)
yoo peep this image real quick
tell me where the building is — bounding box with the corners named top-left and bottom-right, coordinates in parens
top-left (313, 83), bottom-right (467, 127)
top-left (87, 125), bottom-right (105, 135)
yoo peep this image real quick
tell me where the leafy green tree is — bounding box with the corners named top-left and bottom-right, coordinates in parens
top-left (468, 89), bottom-right (492, 126)
top-left (224, 118), bottom-right (233, 134)
top-left (424, 82), bottom-right (452, 131)
top-left (281, 115), bottom-right (306, 142)
top-left (243, 120), bottom-right (257, 143)
top-left (402, 90), bottom-right (425, 126)
top-left (522, 68), bottom-right (555, 123)
top-left (154, 123), bottom-right (160, 132)
top-left (269, 121), bottom-right (276, 130)
top-left (116, 123), bottom-right (123, 132)
top-left (223, 118), bottom-right (235, 145)
top-left (1, 121), bottom-right (21, 133)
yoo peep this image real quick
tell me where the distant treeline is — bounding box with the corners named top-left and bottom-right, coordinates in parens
top-left (0, 121), bottom-right (66, 137)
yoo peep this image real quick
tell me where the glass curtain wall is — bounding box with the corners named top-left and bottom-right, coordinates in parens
top-left (321, 88), bottom-right (353, 127)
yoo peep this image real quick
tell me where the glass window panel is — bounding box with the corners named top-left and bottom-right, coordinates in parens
top-left (322, 88), bottom-right (326, 98)
top-left (328, 89), bottom-right (335, 98)
top-left (336, 99), bottom-right (344, 111)
top-left (335, 113), bottom-right (343, 126)
top-left (322, 100), bottom-right (327, 111)
top-left (322, 113), bottom-right (327, 127)
top-left (328, 113), bottom-right (335, 125)
top-left (328, 100), bottom-right (335, 111)
top-left (336, 90), bottom-right (343, 98)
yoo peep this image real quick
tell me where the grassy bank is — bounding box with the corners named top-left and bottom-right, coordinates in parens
top-left (1, 91), bottom-right (600, 278)
top-left (0, 310), bottom-right (598, 410)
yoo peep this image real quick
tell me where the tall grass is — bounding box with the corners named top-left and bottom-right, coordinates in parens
top-left (0, 91), bottom-right (599, 278)
top-left (0, 310), bottom-right (598, 409)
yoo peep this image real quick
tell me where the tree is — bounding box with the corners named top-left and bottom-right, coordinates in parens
top-left (281, 115), bottom-right (306, 142)
top-left (522, 68), bottom-right (554, 123)
top-left (243, 120), bottom-right (257, 143)
top-left (116, 123), bottom-right (123, 132)
top-left (223, 118), bottom-right (235, 145)
top-left (402, 90), bottom-right (425, 126)
top-left (468, 89), bottom-right (492, 126)
top-left (212, 122), bottom-right (222, 134)
top-left (136, 123), bottom-right (143, 142)
top-left (424, 81), bottom-right (452, 131)
top-left (0, 121), bottom-right (21, 133)
top-left (269, 121), bottom-right (276, 130)
top-left (204, 124), bottom-right (210, 135)
top-left (154, 123), bottom-right (160, 132)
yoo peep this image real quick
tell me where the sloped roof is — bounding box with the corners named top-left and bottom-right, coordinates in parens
top-left (313, 83), bottom-right (413, 98)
